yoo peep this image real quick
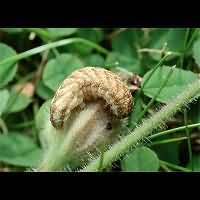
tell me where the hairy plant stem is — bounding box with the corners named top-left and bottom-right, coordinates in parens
top-left (37, 102), bottom-right (117, 171)
top-left (81, 79), bottom-right (200, 172)
top-left (37, 134), bottom-right (67, 171)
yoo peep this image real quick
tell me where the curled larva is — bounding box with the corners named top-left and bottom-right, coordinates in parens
top-left (50, 67), bottom-right (133, 129)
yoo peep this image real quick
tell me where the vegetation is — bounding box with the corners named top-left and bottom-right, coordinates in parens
top-left (0, 28), bottom-right (199, 172)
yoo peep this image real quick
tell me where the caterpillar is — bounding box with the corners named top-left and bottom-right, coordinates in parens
top-left (50, 67), bottom-right (133, 129)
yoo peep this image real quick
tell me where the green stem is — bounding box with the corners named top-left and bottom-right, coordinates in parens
top-left (97, 152), bottom-right (105, 172)
top-left (159, 160), bottom-right (191, 172)
top-left (183, 28), bottom-right (190, 50)
top-left (37, 102), bottom-right (111, 171)
top-left (160, 164), bottom-right (172, 172)
top-left (0, 118), bottom-right (8, 134)
top-left (149, 136), bottom-right (188, 146)
top-left (0, 37), bottom-right (109, 67)
top-left (184, 110), bottom-right (193, 171)
top-left (81, 79), bottom-right (200, 172)
top-left (51, 48), bottom-right (60, 58)
top-left (149, 122), bottom-right (200, 139)
top-left (179, 28), bottom-right (190, 68)
top-left (134, 65), bottom-right (175, 126)
top-left (38, 126), bottom-right (78, 171)
top-left (129, 54), bottom-right (171, 129)
top-left (140, 53), bottom-right (170, 91)
top-left (186, 28), bottom-right (199, 50)
top-left (38, 140), bottom-right (68, 171)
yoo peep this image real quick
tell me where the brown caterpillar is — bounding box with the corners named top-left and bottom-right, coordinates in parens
top-left (50, 67), bottom-right (133, 129)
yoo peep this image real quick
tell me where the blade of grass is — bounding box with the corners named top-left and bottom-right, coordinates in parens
top-left (149, 136), bottom-right (188, 146)
top-left (186, 28), bottom-right (200, 50)
top-left (159, 160), bottom-right (191, 172)
top-left (179, 28), bottom-right (190, 69)
top-left (149, 122), bottom-right (200, 139)
top-left (183, 28), bottom-right (190, 50)
top-left (0, 37), bottom-right (109, 67)
top-left (26, 29), bottom-right (65, 67)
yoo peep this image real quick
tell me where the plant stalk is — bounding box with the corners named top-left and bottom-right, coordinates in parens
top-left (37, 102), bottom-right (118, 171)
top-left (81, 79), bottom-right (200, 172)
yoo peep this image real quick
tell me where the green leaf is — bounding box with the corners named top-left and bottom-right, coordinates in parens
top-left (128, 91), bottom-right (143, 128)
top-left (151, 131), bottom-right (181, 164)
top-left (47, 28), bottom-right (78, 39)
top-left (0, 43), bottom-right (18, 88)
top-left (35, 100), bottom-right (53, 150)
top-left (112, 28), bottom-right (143, 58)
top-left (36, 80), bottom-right (54, 100)
top-left (187, 154), bottom-right (200, 171)
top-left (105, 52), bottom-right (142, 75)
top-left (0, 28), bottom-right (23, 33)
top-left (43, 53), bottom-right (84, 91)
top-left (69, 28), bottom-right (104, 56)
top-left (84, 54), bottom-right (105, 66)
top-left (148, 28), bottom-right (186, 60)
top-left (121, 146), bottom-right (160, 172)
top-left (192, 39), bottom-right (200, 68)
top-left (142, 66), bottom-right (199, 103)
top-left (77, 28), bottom-right (103, 43)
top-left (35, 100), bottom-right (51, 131)
top-left (151, 140), bottom-right (180, 165)
top-left (0, 89), bottom-right (9, 116)
top-left (0, 132), bottom-right (42, 167)
top-left (188, 99), bottom-right (200, 124)
top-left (5, 90), bottom-right (32, 113)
